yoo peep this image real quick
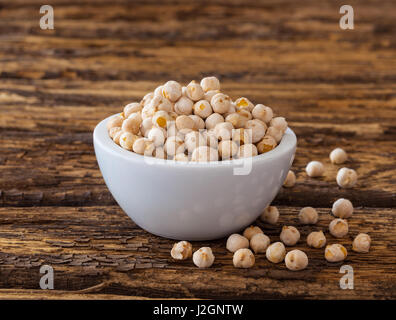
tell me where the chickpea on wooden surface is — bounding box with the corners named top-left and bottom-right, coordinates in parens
top-left (243, 225), bottom-right (263, 240)
top-left (336, 167), bottom-right (358, 188)
top-left (329, 148), bottom-right (348, 164)
top-left (233, 248), bottom-right (255, 268)
top-left (280, 226), bottom-right (300, 246)
top-left (329, 218), bottom-right (349, 238)
top-left (283, 170), bottom-right (296, 188)
top-left (226, 234), bottom-right (249, 253)
top-left (266, 242), bottom-right (286, 263)
top-left (306, 161), bottom-right (325, 177)
top-left (260, 206), bottom-right (279, 224)
top-left (298, 207), bottom-right (318, 224)
top-left (325, 244), bottom-right (348, 262)
top-left (353, 233), bottom-right (371, 253)
top-left (307, 231), bottom-right (327, 248)
top-left (285, 250), bottom-right (309, 271)
top-left (171, 241), bottom-right (192, 260)
top-left (193, 247), bottom-right (215, 268)
top-left (332, 198), bottom-right (354, 218)
top-left (250, 233), bottom-right (270, 254)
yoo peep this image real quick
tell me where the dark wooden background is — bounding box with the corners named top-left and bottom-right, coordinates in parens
top-left (0, 0), bottom-right (395, 299)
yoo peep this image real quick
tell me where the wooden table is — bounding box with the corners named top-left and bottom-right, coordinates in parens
top-left (0, 0), bottom-right (395, 299)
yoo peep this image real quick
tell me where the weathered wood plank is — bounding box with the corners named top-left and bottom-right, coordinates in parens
top-left (0, 206), bottom-right (395, 299)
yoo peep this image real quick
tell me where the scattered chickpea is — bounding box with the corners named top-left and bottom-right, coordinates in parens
top-left (191, 146), bottom-right (218, 162)
top-left (124, 102), bottom-right (142, 118)
top-left (329, 148), bottom-right (348, 164)
top-left (250, 233), bottom-right (270, 254)
top-left (174, 96), bottom-right (193, 115)
top-left (164, 136), bottom-right (185, 156)
top-left (193, 100), bottom-right (213, 119)
top-left (107, 115), bottom-right (123, 131)
top-left (298, 207), bottom-right (318, 225)
top-left (336, 167), bottom-right (358, 188)
top-left (285, 249), bottom-right (308, 271)
top-left (266, 242), bottom-right (286, 263)
top-left (218, 140), bottom-right (238, 159)
top-left (283, 170), bottom-right (296, 188)
top-left (200, 76), bottom-right (220, 92)
top-left (226, 234), bottom-right (249, 253)
top-left (205, 113), bottom-right (224, 130)
top-left (186, 81), bottom-right (204, 101)
top-left (171, 241), bottom-right (192, 260)
top-left (307, 231), bottom-right (326, 248)
top-left (325, 244), bottom-right (347, 262)
top-left (238, 144), bottom-right (258, 158)
top-left (193, 247), bottom-right (215, 268)
top-left (214, 122), bottom-right (234, 141)
top-left (252, 104), bottom-right (273, 123)
top-left (256, 135), bottom-right (277, 154)
top-left (280, 226), bottom-right (300, 246)
top-left (244, 119), bottom-right (266, 143)
top-left (162, 80), bottom-right (182, 102)
top-left (243, 225), bottom-right (263, 240)
top-left (329, 218), bottom-right (349, 238)
top-left (306, 161), bottom-right (324, 177)
top-left (235, 97), bottom-right (254, 112)
top-left (260, 206), bottom-right (279, 224)
top-left (211, 93), bottom-right (232, 114)
top-left (352, 233), bottom-right (371, 253)
top-left (119, 132), bottom-right (138, 151)
top-left (233, 248), bottom-right (255, 268)
top-left (332, 198), bottom-right (353, 218)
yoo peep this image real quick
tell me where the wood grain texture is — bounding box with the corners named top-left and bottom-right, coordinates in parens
top-left (0, 206), bottom-right (395, 299)
top-left (0, 0), bottom-right (395, 299)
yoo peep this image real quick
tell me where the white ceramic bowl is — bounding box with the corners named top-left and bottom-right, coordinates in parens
top-left (94, 115), bottom-right (297, 240)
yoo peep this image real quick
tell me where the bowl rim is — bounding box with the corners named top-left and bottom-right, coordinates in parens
top-left (94, 114), bottom-right (297, 168)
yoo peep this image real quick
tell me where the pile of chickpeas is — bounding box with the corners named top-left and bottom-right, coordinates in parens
top-left (170, 147), bottom-right (371, 270)
top-left (107, 77), bottom-right (288, 162)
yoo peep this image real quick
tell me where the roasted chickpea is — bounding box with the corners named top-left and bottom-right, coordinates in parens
top-left (243, 225), bottom-right (263, 240)
top-left (280, 226), bottom-right (300, 246)
top-left (329, 218), bottom-right (349, 238)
